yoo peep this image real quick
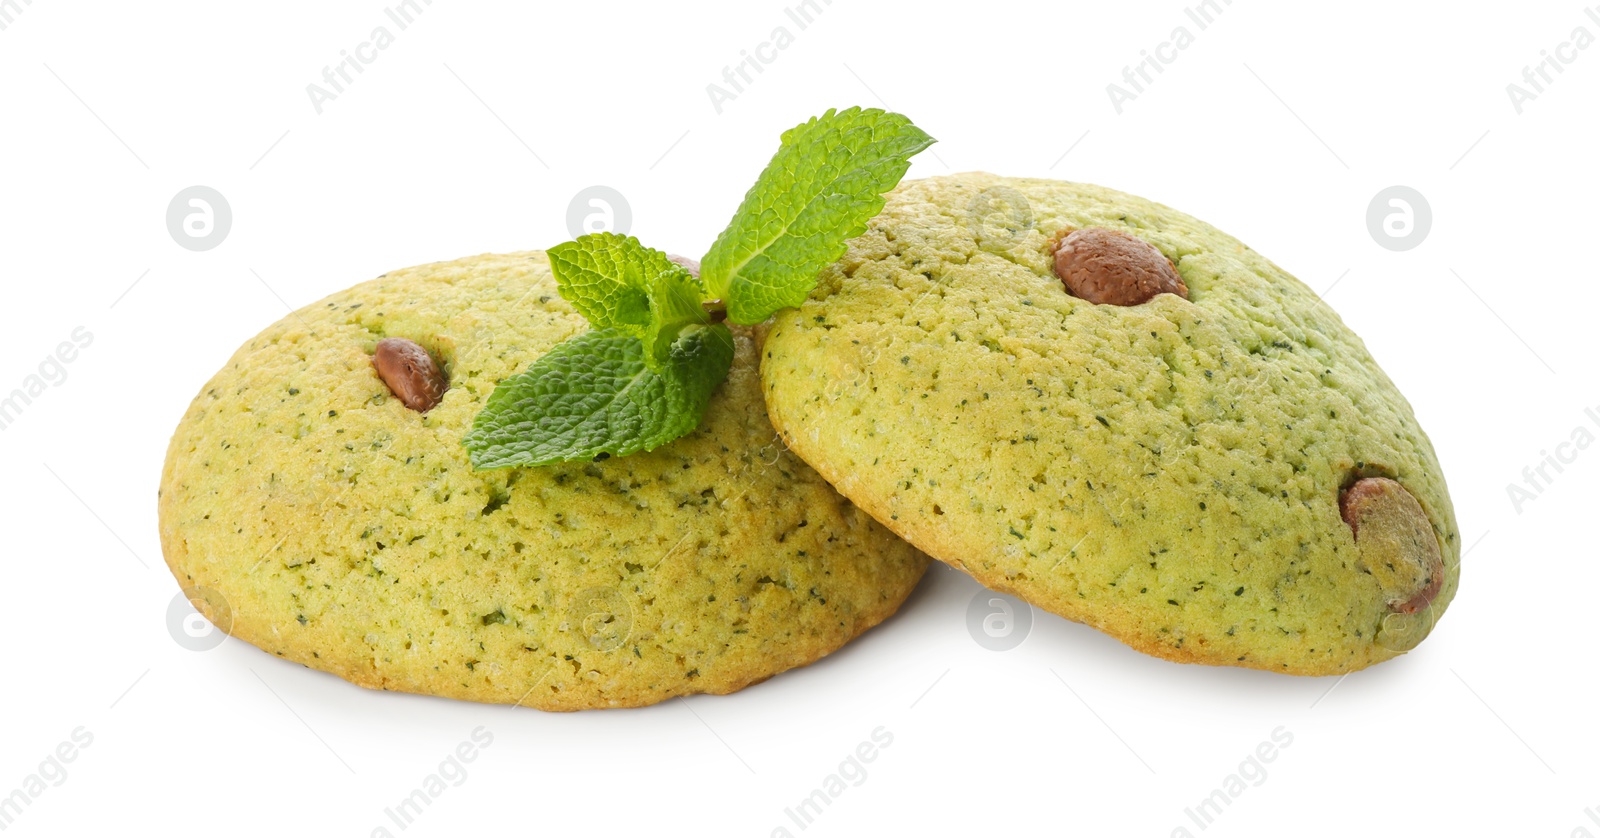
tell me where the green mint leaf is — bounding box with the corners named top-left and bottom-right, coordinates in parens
top-left (547, 233), bottom-right (708, 368)
top-left (464, 324), bottom-right (734, 469)
top-left (700, 107), bottom-right (935, 325)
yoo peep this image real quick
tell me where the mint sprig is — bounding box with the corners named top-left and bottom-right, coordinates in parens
top-left (465, 107), bottom-right (934, 469)
top-left (702, 107), bottom-right (935, 325)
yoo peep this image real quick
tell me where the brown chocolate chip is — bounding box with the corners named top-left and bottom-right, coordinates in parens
top-left (1339, 478), bottom-right (1443, 614)
top-left (373, 338), bottom-right (448, 413)
top-left (701, 299), bottom-right (728, 324)
top-left (667, 254), bottom-right (701, 278)
top-left (1049, 227), bottom-right (1188, 306)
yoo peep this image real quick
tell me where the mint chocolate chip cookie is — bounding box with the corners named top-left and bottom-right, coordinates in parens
top-left (159, 252), bottom-right (928, 709)
top-left (759, 173), bottom-right (1457, 675)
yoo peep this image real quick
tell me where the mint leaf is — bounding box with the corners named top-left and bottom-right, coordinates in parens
top-left (547, 233), bottom-right (708, 368)
top-left (467, 107), bottom-right (931, 470)
top-left (463, 325), bottom-right (734, 469)
top-left (701, 107), bottom-right (935, 325)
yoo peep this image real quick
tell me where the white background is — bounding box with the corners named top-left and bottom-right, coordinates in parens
top-left (1, 1), bottom-right (1595, 835)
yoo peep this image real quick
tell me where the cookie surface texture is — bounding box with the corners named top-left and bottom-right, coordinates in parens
top-left (159, 251), bottom-right (929, 709)
top-left (759, 173), bottom-right (1457, 675)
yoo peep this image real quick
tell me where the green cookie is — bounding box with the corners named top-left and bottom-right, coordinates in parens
top-left (160, 252), bottom-right (928, 709)
top-left (760, 173), bottom-right (1457, 675)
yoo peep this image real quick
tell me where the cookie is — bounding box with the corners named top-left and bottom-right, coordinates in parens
top-left (159, 252), bottom-right (928, 710)
top-left (759, 173), bottom-right (1458, 675)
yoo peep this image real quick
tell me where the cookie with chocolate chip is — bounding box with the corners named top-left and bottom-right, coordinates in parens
top-left (158, 251), bottom-right (928, 709)
top-left (759, 173), bottom-right (1457, 675)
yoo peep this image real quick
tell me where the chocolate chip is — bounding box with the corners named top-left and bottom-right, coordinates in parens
top-left (1049, 227), bottom-right (1188, 306)
top-left (373, 338), bottom-right (448, 413)
top-left (1339, 477), bottom-right (1443, 614)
